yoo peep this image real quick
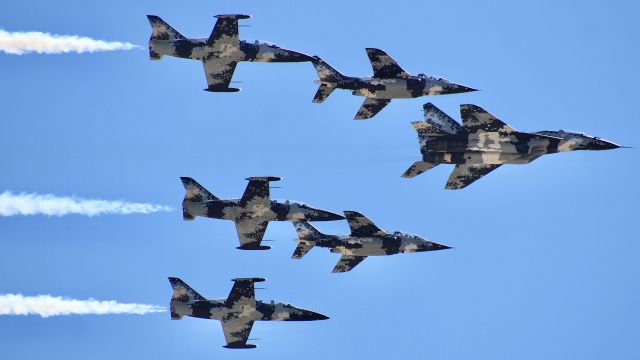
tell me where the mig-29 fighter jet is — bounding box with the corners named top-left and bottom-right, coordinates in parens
top-left (292, 211), bottom-right (451, 273)
top-left (310, 49), bottom-right (477, 119)
top-left (403, 103), bottom-right (621, 189)
top-left (147, 14), bottom-right (312, 92)
top-left (169, 277), bottom-right (328, 349)
top-left (180, 177), bottom-right (344, 250)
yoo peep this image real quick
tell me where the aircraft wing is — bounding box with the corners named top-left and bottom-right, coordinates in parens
top-left (445, 163), bottom-right (502, 190)
top-left (221, 319), bottom-right (255, 348)
top-left (343, 211), bottom-right (388, 237)
top-left (202, 15), bottom-right (246, 92)
top-left (332, 255), bottom-right (367, 273)
top-left (460, 104), bottom-right (517, 134)
top-left (225, 278), bottom-right (264, 308)
top-left (354, 98), bottom-right (391, 120)
top-left (240, 177), bottom-right (281, 208)
top-left (202, 58), bottom-right (238, 92)
top-left (234, 219), bottom-right (269, 250)
top-left (365, 48), bottom-right (411, 78)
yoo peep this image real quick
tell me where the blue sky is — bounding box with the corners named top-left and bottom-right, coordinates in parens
top-left (1, 0), bottom-right (639, 358)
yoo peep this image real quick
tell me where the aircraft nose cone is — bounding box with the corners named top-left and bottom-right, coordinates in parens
top-left (422, 242), bottom-right (452, 251)
top-left (294, 309), bottom-right (329, 321)
top-left (447, 83), bottom-right (478, 94)
top-left (589, 139), bottom-right (620, 150)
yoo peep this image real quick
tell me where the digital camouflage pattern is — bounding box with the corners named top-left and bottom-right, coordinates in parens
top-left (169, 277), bottom-right (328, 349)
top-left (310, 49), bottom-right (476, 119)
top-left (403, 103), bottom-right (621, 189)
top-left (147, 15), bottom-right (312, 92)
top-left (292, 211), bottom-right (450, 273)
top-left (180, 177), bottom-right (344, 250)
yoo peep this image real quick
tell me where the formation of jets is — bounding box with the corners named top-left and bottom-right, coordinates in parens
top-left (146, 14), bottom-right (622, 348)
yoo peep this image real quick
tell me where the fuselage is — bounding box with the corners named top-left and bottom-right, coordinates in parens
top-left (420, 130), bottom-right (617, 165)
top-left (171, 299), bottom-right (327, 322)
top-left (183, 198), bottom-right (343, 222)
top-left (324, 75), bottom-right (474, 99)
top-left (150, 38), bottom-right (311, 62)
top-left (301, 232), bottom-right (446, 257)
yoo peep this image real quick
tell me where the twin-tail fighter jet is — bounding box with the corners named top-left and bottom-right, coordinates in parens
top-left (403, 103), bottom-right (621, 189)
top-left (310, 49), bottom-right (477, 119)
top-left (147, 14), bottom-right (312, 92)
top-left (180, 177), bottom-right (344, 250)
top-left (292, 211), bottom-right (450, 273)
top-left (169, 277), bottom-right (328, 348)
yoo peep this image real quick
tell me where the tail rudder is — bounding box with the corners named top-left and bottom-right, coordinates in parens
top-left (146, 15), bottom-right (185, 60)
top-left (293, 221), bottom-right (326, 241)
top-left (291, 221), bottom-right (326, 259)
top-left (180, 177), bottom-right (217, 220)
top-left (311, 56), bottom-right (345, 83)
top-left (168, 277), bottom-right (205, 319)
top-left (421, 103), bottom-right (462, 135)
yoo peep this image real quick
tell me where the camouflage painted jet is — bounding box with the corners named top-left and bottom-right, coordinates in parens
top-left (147, 14), bottom-right (312, 92)
top-left (403, 103), bottom-right (621, 189)
top-left (291, 211), bottom-right (450, 273)
top-left (180, 177), bottom-right (344, 250)
top-left (169, 277), bottom-right (328, 349)
top-left (310, 49), bottom-right (477, 119)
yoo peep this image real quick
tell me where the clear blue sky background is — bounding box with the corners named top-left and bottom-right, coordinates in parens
top-left (1, 0), bottom-right (639, 359)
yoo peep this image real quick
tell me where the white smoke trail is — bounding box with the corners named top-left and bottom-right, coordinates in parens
top-left (0, 191), bottom-right (171, 217)
top-left (0, 294), bottom-right (165, 317)
top-left (0, 29), bottom-right (138, 55)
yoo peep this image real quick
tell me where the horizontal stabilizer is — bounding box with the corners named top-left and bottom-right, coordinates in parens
top-left (312, 83), bottom-right (336, 103)
top-left (292, 243), bottom-right (314, 259)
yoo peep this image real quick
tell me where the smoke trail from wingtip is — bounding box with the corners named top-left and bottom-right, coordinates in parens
top-left (0, 191), bottom-right (172, 217)
top-left (0, 294), bottom-right (165, 317)
top-left (0, 29), bottom-right (139, 55)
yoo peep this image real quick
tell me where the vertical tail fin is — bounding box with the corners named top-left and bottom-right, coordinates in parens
top-left (180, 177), bottom-right (217, 220)
top-left (422, 103), bottom-right (462, 135)
top-left (168, 277), bottom-right (206, 303)
top-left (293, 221), bottom-right (326, 241)
top-left (168, 277), bottom-right (205, 320)
top-left (291, 221), bottom-right (327, 259)
top-left (146, 15), bottom-right (185, 60)
top-left (311, 56), bottom-right (345, 83)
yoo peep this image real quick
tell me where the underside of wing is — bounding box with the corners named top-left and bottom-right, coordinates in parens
top-left (365, 48), bottom-right (411, 78)
top-left (445, 164), bottom-right (502, 190)
top-left (234, 219), bottom-right (269, 250)
top-left (221, 319), bottom-right (255, 348)
top-left (343, 211), bottom-right (388, 237)
top-left (354, 98), bottom-right (391, 120)
top-left (460, 104), bottom-right (517, 134)
top-left (332, 255), bottom-right (367, 273)
top-left (202, 58), bottom-right (239, 92)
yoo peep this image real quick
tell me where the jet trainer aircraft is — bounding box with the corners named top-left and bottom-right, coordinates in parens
top-left (292, 211), bottom-right (450, 273)
top-left (310, 49), bottom-right (477, 119)
top-left (147, 14), bottom-right (312, 92)
top-left (403, 103), bottom-right (621, 189)
top-left (181, 177), bottom-right (344, 250)
top-left (169, 277), bottom-right (328, 348)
